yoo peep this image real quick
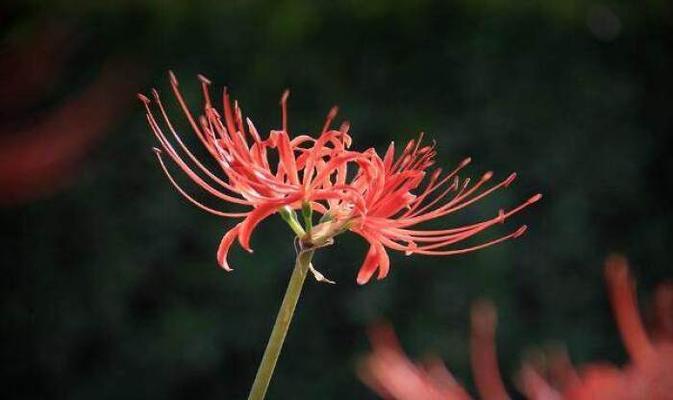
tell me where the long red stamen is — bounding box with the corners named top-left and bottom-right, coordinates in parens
top-left (153, 149), bottom-right (247, 217)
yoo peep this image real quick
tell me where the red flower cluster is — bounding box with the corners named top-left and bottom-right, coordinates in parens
top-left (140, 74), bottom-right (540, 283)
top-left (360, 255), bottom-right (673, 399)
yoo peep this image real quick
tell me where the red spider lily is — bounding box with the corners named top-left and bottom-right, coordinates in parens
top-left (139, 73), bottom-right (371, 271)
top-left (338, 137), bottom-right (542, 284)
top-left (141, 74), bottom-right (539, 282)
top-left (360, 256), bottom-right (673, 399)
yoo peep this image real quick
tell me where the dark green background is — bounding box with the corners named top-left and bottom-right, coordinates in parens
top-left (3, 1), bottom-right (672, 398)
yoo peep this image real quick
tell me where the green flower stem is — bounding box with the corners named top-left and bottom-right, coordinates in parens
top-left (279, 206), bottom-right (306, 237)
top-left (247, 248), bottom-right (315, 400)
top-left (301, 201), bottom-right (313, 234)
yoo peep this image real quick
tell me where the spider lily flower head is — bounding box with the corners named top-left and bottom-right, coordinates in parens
top-left (139, 73), bottom-right (370, 270)
top-left (140, 73), bottom-right (540, 283)
top-left (308, 133), bottom-right (542, 284)
top-left (360, 256), bottom-right (673, 399)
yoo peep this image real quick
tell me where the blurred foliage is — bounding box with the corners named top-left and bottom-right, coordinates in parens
top-left (2, 0), bottom-right (673, 399)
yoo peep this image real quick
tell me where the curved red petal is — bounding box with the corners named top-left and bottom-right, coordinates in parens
top-left (237, 195), bottom-right (302, 252)
top-left (217, 224), bottom-right (241, 271)
top-left (375, 242), bottom-right (390, 280)
top-left (357, 243), bottom-right (381, 285)
top-left (237, 204), bottom-right (278, 253)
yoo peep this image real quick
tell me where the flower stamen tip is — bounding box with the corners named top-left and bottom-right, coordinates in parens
top-left (137, 93), bottom-right (150, 104)
top-left (197, 74), bottom-right (211, 85)
top-left (168, 70), bottom-right (178, 86)
top-left (504, 172), bottom-right (517, 187)
top-left (513, 225), bottom-right (528, 238)
top-left (528, 193), bottom-right (543, 204)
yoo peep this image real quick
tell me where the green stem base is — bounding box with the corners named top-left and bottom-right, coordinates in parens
top-left (247, 249), bottom-right (315, 400)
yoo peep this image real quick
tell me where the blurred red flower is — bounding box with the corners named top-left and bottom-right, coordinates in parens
top-left (0, 23), bottom-right (140, 204)
top-left (142, 75), bottom-right (539, 282)
top-left (360, 323), bottom-right (472, 400)
top-left (360, 255), bottom-right (673, 399)
top-left (520, 256), bottom-right (673, 400)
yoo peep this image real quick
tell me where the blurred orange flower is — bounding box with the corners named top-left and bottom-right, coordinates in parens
top-left (520, 256), bottom-right (673, 400)
top-left (360, 255), bottom-right (673, 399)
